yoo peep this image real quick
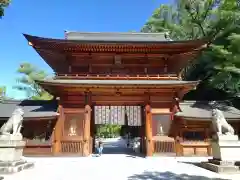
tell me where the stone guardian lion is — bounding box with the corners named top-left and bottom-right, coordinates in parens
top-left (0, 107), bottom-right (24, 137)
top-left (211, 108), bottom-right (234, 136)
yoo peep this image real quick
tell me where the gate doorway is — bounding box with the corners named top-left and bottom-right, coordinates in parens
top-left (92, 105), bottom-right (144, 155)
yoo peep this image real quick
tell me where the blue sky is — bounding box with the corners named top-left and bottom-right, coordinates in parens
top-left (0, 0), bottom-right (172, 99)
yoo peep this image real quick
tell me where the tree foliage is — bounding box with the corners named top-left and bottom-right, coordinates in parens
top-left (142, 0), bottom-right (240, 96)
top-left (96, 124), bottom-right (122, 138)
top-left (14, 63), bottom-right (53, 100)
top-left (0, 0), bottom-right (10, 18)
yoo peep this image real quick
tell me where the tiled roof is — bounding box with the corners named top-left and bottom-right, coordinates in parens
top-left (176, 101), bottom-right (240, 120)
top-left (0, 100), bottom-right (58, 119)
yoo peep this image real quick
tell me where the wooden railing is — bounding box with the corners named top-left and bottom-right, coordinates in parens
top-left (154, 140), bottom-right (175, 153)
top-left (60, 138), bottom-right (93, 156)
top-left (23, 140), bottom-right (53, 156)
top-left (54, 73), bottom-right (179, 80)
top-left (61, 140), bottom-right (84, 154)
top-left (153, 136), bottom-right (176, 154)
top-left (175, 141), bottom-right (212, 156)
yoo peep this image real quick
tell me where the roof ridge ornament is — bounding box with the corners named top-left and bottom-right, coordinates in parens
top-left (164, 32), bottom-right (172, 41)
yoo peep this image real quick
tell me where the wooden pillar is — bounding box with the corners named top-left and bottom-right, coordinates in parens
top-left (53, 104), bottom-right (64, 155)
top-left (82, 91), bottom-right (92, 156)
top-left (90, 104), bottom-right (95, 153)
top-left (83, 104), bottom-right (91, 156)
top-left (140, 106), bottom-right (145, 154)
top-left (145, 104), bottom-right (153, 156)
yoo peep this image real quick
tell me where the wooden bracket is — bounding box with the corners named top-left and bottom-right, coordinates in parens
top-left (85, 104), bottom-right (92, 113)
top-left (84, 90), bottom-right (92, 106)
top-left (174, 88), bottom-right (187, 100)
top-left (66, 54), bottom-right (73, 73)
top-left (145, 104), bottom-right (151, 114)
top-left (172, 91), bottom-right (182, 112)
top-left (144, 90), bottom-right (151, 105)
top-left (163, 57), bottom-right (168, 73)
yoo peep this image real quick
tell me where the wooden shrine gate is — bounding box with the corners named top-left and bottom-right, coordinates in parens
top-left (55, 105), bottom-right (146, 156)
top-left (92, 105), bottom-right (145, 155)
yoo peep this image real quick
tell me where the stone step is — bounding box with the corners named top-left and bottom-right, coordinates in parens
top-left (208, 159), bottom-right (235, 166)
top-left (0, 160), bottom-right (27, 167)
top-left (0, 161), bottom-right (34, 174)
top-left (200, 162), bottom-right (240, 174)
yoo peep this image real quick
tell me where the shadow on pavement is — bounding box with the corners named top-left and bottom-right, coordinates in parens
top-left (127, 171), bottom-right (230, 180)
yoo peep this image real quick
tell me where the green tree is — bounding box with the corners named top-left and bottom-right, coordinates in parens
top-left (96, 124), bottom-right (121, 138)
top-left (0, 86), bottom-right (6, 99)
top-left (0, 0), bottom-right (10, 18)
top-left (14, 63), bottom-right (53, 100)
top-left (142, 0), bottom-right (240, 96)
top-left (208, 33), bottom-right (240, 93)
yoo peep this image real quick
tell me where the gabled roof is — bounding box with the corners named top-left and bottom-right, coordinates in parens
top-left (23, 33), bottom-right (208, 73)
top-left (0, 100), bottom-right (58, 119)
top-left (176, 101), bottom-right (240, 120)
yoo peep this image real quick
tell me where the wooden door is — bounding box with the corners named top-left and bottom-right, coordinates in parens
top-left (60, 111), bottom-right (85, 155)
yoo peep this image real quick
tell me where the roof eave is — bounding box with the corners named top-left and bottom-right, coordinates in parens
top-left (35, 79), bottom-right (199, 88)
top-left (175, 115), bottom-right (240, 121)
top-left (23, 33), bottom-right (209, 46)
top-left (0, 115), bottom-right (58, 121)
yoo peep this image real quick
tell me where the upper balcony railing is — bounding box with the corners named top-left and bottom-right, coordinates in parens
top-left (54, 73), bottom-right (180, 80)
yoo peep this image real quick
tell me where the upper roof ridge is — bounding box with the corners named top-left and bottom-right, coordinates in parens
top-left (64, 31), bottom-right (167, 35)
top-left (64, 31), bottom-right (170, 41)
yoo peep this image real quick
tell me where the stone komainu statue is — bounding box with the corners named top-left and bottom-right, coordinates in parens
top-left (211, 108), bottom-right (234, 135)
top-left (0, 107), bottom-right (24, 136)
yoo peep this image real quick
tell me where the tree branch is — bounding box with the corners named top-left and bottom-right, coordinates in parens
top-left (185, 3), bottom-right (206, 37)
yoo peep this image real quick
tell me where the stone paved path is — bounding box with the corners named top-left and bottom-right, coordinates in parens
top-left (1, 138), bottom-right (239, 180)
top-left (1, 155), bottom-right (238, 180)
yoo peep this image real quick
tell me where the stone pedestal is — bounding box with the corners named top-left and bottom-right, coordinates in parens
top-left (211, 135), bottom-right (240, 161)
top-left (200, 135), bottom-right (240, 173)
top-left (0, 139), bottom-right (34, 174)
top-left (201, 159), bottom-right (239, 174)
